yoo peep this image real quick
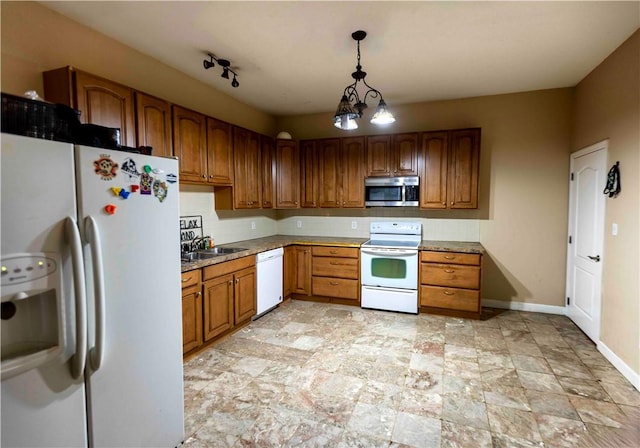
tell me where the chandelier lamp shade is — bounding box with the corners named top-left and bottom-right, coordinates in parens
top-left (203, 53), bottom-right (239, 88)
top-left (333, 30), bottom-right (396, 130)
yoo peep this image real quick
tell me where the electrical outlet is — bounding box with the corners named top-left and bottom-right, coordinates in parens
top-left (251, 221), bottom-right (256, 230)
top-left (296, 220), bottom-right (302, 229)
top-left (351, 221), bottom-right (357, 229)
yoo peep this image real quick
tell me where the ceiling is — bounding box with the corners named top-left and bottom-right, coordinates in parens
top-left (40, 1), bottom-right (639, 117)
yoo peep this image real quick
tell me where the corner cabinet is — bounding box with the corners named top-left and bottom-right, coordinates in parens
top-left (420, 128), bottom-right (480, 209)
top-left (261, 136), bottom-right (276, 209)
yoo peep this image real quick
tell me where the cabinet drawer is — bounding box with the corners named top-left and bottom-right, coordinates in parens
top-left (421, 251), bottom-right (480, 266)
top-left (421, 264), bottom-right (480, 289)
top-left (312, 277), bottom-right (359, 300)
top-left (312, 257), bottom-right (358, 279)
top-left (312, 246), bottom-right (359, 258)
top-left (203, 256), bottom-right (254, 281)
top-left (181, 269), bottom-right (201, 289)
top-left (420, 285), bottom-right (479, 312)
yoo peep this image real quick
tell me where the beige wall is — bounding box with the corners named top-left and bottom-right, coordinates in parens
top-left (278, 89), bottom-right (574, 308)
top-left (0, 1), bottom-right (276, 136)
top-left (573, 30), bottom-right (639, 376)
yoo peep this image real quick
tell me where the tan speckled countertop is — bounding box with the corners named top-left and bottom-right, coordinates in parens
top-left (181, 235), bottom-right (484, 272)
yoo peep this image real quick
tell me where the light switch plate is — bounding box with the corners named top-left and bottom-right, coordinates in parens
top-left (612, 223), bottom-right (618, 236)
top-left (251, 221), bottom-right (256, 230)
top-left (351, 221), bottom-right (357, 229)
top-left (296, 220), bottom-right (302, 229)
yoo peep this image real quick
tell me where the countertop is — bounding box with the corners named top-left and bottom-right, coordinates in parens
top-left (181, 235), bottom-right (484, 272)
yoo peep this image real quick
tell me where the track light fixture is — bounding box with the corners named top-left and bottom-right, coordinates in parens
top-left (202, 53), bottom-right (239, 88)
top-left (333, 30), bottom-right (395, 130)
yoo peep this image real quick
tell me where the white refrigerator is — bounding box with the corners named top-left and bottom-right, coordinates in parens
top-left (1, 133), bottom-right (184, 447)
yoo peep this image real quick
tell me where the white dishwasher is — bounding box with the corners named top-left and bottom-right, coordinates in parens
top-left (255, 247), bottom-right (284, 318)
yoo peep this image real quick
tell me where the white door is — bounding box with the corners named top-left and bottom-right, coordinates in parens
top-left (566, 140), bottom-right (607, 342)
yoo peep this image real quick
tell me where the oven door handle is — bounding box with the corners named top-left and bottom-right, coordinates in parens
top-left (361, 248), bottom-right (417, 256)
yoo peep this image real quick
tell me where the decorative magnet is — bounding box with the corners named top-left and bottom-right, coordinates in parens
top-left (104, 204), bottom-right (117, 215)
top-left (140, 173), bottom-right (153, 195)
top-left (152, 168), bottom-right (164, 174)
top-left (94, 156), bottom-right (119, 181)
top-left (111, 187), bottom-right (122, 196)
top-left (121, 158), bottom-right (141, 182)
top-left (119, 189), bottom-right (130, 199)
top-left (166, 173), bottom-right (177, 184)
top-left (130, 184), bottom-right (140, 193)
top-left (153, 179), bottom-right (168, 203)
top-left (143, 165), bottom-right (153, 174)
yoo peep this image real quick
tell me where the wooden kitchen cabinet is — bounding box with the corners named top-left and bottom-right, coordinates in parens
top-left (135, 92), bottom-right (173, 158)
top-left (181, 270), bottom-right (202, 354)
top-left (365, 133), bottom-right (418, 177)
top-left (311, 246), bottom-right (360, 302)
top-left (419, 250), bottom-right (482, 319)
top-left (202, 273), bottom-right (234, 341)
top-left (292, 246), bottom-right (312, 296)
top-left (300, 140), bottom-right (318, 208)
top-left (341, 137), bottom-right (366, 208)
top-left (172, 105), bottom-right (207, 183)
top-left (314, 137), bottom-right (365, 208)
top-left (43, 67), bottom-right (136, 147)
top-left (283, 245), bottom-right (296, 298)
top-left (206, 117), bottom-right (234, 186)
top-left (234, 266), bottom-right (257, 323)
top-left (420, 128), bottom-right (480, 209)
top-left (262, 136), bottom-right (276, 208)
top-left (233, 126), bottom-right (262, 209)
top-left (275, 139), bottom-right (300, 208)
top-left (317, 138), bottom-right (342, 207)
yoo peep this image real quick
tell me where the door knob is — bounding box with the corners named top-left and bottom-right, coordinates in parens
top-left (588, 255), bottom-right (601, 262)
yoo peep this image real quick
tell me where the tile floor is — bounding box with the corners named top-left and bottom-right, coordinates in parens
top-left (183, 300), bottom-right (640, 447)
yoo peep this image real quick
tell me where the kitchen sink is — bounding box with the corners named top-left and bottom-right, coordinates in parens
top-left (200, 247), bottom-right (247, 255)
top-left (181, 247), bottom-right (247, 263)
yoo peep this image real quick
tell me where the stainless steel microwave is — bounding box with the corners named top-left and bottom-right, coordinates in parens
top-left (364, 177), bottom-right (419, 207)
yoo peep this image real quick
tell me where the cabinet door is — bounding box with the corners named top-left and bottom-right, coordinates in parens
top-left (292, 246), bottom-right (312, 295)
top-left (366, 135), bottom-right (391, 177)
top-left (317, 138), bottom-right (341, 207)
top-left (420, 131), bottom-right (449, 209)
top-left (275, 139), bottom-right (300, 208)
top-left (392, 133), bottom-right (419, 176)
top-left (341, 137), bottom-right (365, 208)
top-left (173, 106), bottom-right (207, 183)
top-left (203, 274), bottom-right (234, 341)
top-left (233, 127), bottom-right (262, 209)
top-left (448, 129), bottom-right (480, 209)
top-left (262, 136), bottom-right (276, 208)
top-left (206, 117), bottom-right (234, 186)
top-left (300, 140), bottom-right (318, 208)
top-left (283, 246), bottom-right (295, 298)
top-left (135, 92), bottom-right (173, 158)
top-left (234, 266), bottom-right (257, 324)
top-left (75, 71), bottom-right (136, 147)
top-left (181, 288), bottom-right (202, 353)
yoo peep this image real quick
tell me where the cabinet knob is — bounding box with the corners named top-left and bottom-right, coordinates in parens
top-left (235, 279), bottom-right (239, 284)
top-left (336, 201), bottom-right (339, 205)
top-left (209, 175), bottom-right (214, 178)
top-left (312, 202), bottom-right (316, 206)
top-left (294, 201), bottom-right (298, 205)
top-left (342, 201), bottom-right (346, 205)
top-left (442, 202), bottom-right (446, 205)
top-left (450, 201), bottom-right (454, 205)
top-left (196, 292), bottom-right (201, 298)
top-left (201, 174), bottom-right (206, 179)
top-left (228, 280), bottom-right (232, 285)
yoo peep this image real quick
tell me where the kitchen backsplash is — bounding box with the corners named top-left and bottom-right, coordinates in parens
top-left (180, 187), bottom-right (480, 244)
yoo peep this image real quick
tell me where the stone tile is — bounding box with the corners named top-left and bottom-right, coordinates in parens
top-left (476, 351), bottom-right (514, 372)
top-left (534, 414), bottom-right (588, 448)
top-left (228, 355), bottom-right (272, 377)
top-left (444, 359), bottom-right (480, 380)
top-left (484, 385), bottom-right (530, 411)
top-left (546, 358), bottom-right (593, 380)
top-left (404, 369), bottom-right (444, 394)
top-left (525, 390), bottom-right (580, 420)
top-left (440, 421), bottom-right (492, 448)
top-left (409, 352), bottom-right (444, 374)
top-left (511, 354), bottom-right (552, 374)
top-left (444, 344), bottom-right (477, 361)
top-left (486, 404), bottom-right (541, 441)
top-left (442, 396), bottom-right (489, 430)
top-left (443, 375), bottom-right (484, 401)
top-left (569, 396), bottom-right (628, 428)
top-left (391, 412), bottom-right (441, 448)
top-left (583, 422), bottom-right (640, 448)
top-left (506, 341), bottom-right (544, 357)
top-left (517, 370), bottom-right (564, 393)
top-left (480, 367), bottom-right (522, 390)
top-left (412, 341), bottom-right (445, 356)
top-left (558, 376), bottom-right (611, 401)
top-left (284, 419), bottom-right (344, 447)
top-left (399, 389), bottom-right (443, 418)
top-left (491, 433), bottom-right (545, 448)
top-left (346, 402), bottom-right (397, 440)
top-left (337, 431), bottom-right (391, 448)
top-left (359, 379), bottom-right (404, 409)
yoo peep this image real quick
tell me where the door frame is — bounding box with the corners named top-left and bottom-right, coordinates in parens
top-left (565, 139), bottom-right (608, 342)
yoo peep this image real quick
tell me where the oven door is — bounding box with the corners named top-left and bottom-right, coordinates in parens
top-left (360, 247), bottom-right (418, 289)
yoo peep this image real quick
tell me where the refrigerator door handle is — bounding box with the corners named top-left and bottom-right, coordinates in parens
top-left (64, 217), bottom-right (87, 379)
top-left (85, 216), bottom-right (106, 371)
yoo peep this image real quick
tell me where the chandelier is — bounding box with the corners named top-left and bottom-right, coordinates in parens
top-left (333, 30), bottom-right (395, 130)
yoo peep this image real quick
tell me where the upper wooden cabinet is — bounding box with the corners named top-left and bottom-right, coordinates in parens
top-left (300, 140), bottom-right (318, 208)
top-left (261, 136), bottom-right (276, 209)
top-left (365, 133), bottom-right (418, 177)
top-left (172, 105), bottom-right (207, 183)
top-left (43, 67), bottom-right (136, 147)
top-left (206, 117), bottom-right (234, 186)
top-left (317, 138), bottom-right (342, 207)
top-left (233, 126), bottom-right (262, 209)
top-left (135, 92), bottom-right (172, 158)
top-left (420, 128), bottom-right (480, 209)
top-left (341, 137), bottom-right (366, 208)
top-left (275, 139), bottom-right (300, 208)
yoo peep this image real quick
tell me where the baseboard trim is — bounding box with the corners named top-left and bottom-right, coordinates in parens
top-left (482, 299), bottom-right (565, 315)
top-left (597, 341), bottom-right (640, 391)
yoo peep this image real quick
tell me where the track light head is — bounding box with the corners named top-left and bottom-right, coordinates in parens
top-left (203, 57), bottom-right (215, 70)
top-left (231, 76), bottom-right (239, 88)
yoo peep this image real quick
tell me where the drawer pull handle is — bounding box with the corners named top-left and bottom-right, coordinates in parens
top-left (330, 250), bottom-right (338, 254)
top-left (443, 290), bottom-right (455, 296)
top-left (330, 281), bottom-right (340, 286)
top-left (444, 255), bottom-right (455, 260)
top-left (444, 269), bottom-right (455, 273)
top-left (182, 276), bottom-right (192, 283)
top-left (329, 261), bottom-right (343, 265)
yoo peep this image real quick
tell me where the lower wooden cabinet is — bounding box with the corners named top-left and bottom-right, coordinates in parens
top-left (181, 270), bottom-right (202, 353)
top-left (292, 245), bottom-right (312, 296)
top-left (419, 251), bottom-right (482, 319)
top-left (311, 246), bottom-right (360, 302)
top-left (234, 266), bottom-right (257, 323)
top-left (203, 273), bottom-right (234, 341)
